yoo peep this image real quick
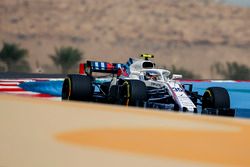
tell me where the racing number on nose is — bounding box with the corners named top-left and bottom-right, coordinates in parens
top-left (172, 87), bottom-right (183, 92)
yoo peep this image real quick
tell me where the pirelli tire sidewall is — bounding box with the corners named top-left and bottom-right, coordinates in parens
top-left (202, 87), bottom-right (230, 110)
top-left (120, 80), bottom-right (147, 106)
top-left (62, 74), bottom-right (93, 101)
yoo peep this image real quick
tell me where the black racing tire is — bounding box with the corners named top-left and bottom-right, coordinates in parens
top-left (108, 85), bottom-right (119, 103)
top-left (62, 74), bottom-right (93, 101)
top-left (119, 80), bottom-right (147, 106)
top-left (202, 87), bottom-right (230, 110)
top-left (100, 82), bottom-right (111, 95)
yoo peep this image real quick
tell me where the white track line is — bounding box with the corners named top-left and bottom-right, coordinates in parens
top-left (0, 91), bottom-right (39, 94)
top-left (0, 86), bottom-right (21, 89)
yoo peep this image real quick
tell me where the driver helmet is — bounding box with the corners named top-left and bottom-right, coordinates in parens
top-left (145, 71), bottom-right (159, 81)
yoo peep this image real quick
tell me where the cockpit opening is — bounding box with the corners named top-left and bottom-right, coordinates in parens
top-left (142, 62), bottom-right (154, 69)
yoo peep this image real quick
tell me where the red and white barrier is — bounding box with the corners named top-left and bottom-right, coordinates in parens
top-left (180, 79), bottom-right (250, 82)
top-left (0, 79), bottom-right (62, 100)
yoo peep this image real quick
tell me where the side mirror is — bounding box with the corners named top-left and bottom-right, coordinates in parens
top-left (172, 74), bottom-right (182, 80)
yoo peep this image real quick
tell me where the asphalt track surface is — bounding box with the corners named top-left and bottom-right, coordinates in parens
top-left (1, 94), bottom-right (250, 167)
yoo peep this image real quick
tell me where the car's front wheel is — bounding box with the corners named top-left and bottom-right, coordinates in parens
top-left (117, 80), bottom-right (147, 106)
top-left (202, 87), bottom-right (230, 110)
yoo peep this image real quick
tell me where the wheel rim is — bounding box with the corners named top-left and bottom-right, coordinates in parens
top-left (202, 90), bottom-right (213, 109)
top-left (118, 81), bottom-right (130, 106)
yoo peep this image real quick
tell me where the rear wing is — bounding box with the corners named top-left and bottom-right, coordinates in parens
top-left (79, 61), bottom-right (124, 75)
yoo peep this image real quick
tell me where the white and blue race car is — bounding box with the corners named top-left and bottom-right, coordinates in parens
top-left (62, 54), bottom-right (235, 116)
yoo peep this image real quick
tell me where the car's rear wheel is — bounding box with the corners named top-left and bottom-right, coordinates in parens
top-left (202, 87), bottom-right (230, 110)
top-left (62, 74), bottom-right (93, 101)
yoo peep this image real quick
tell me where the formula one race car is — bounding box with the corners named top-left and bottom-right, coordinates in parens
top-left (62, 54), bottom-right (235, 116)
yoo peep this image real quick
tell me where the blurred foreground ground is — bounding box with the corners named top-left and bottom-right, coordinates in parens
top-left (1, 94), bottom-right (250, 167)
